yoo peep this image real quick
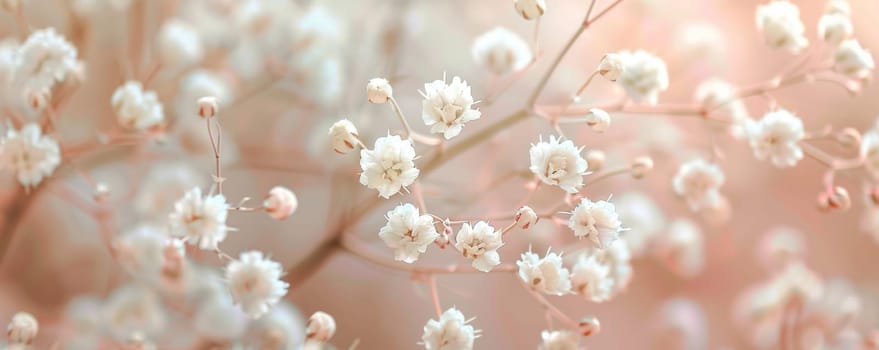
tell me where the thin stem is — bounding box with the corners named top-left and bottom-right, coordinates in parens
top-left (427, 275), bottom-right (443, 318)
top-left (205, 117), bottom-right (223, 194)
top-left (388, 96), bottom-right (413, 139)
top-left (523, 284), bottom-right (579, 330)
top-left (581, 167), bottom-right (631, 189)
top-left (338, 234), bottom-right (516, 274)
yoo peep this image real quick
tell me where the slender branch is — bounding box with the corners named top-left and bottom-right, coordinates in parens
top-left (338, 234), bottom-right (516, 274)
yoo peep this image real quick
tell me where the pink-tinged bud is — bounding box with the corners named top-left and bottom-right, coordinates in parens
top-left (263, 186), bottom-right (298, 220)
top-left (631, 156), bottom-right (654, 179)
top-left (579, 315), bottom-right (601, 336)
top-left (435, 219), bottom-right (453, 249)
top-left (818, 186), bottom-right (851, 211)
top-left (328, 119), bottom-right (360, 154)
top-left (515, 206), bottom-right (538, 229)
top-left (835, 127), bottom-right (861, 149)
top-left (585, 150), bottom-right (605, 171)
top-left (366, 78), bottom-right (393, 104)
top-left (197, 96), bottom-right (219, 118)
top-left (306, 311), bottom-right (336, 342)
top-left (7, 312), bottom-right (38, 345)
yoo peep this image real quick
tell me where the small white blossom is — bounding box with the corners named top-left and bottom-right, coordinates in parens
top-left (378, 203), bottom-right (439, 263)
top-left (517, 250), bottom-right (571, 296)
top-left (835, 39), bottom-right (874, 80)
top-left (14, 28), bottom-right (78, 90)
top-left (758, 226), bottom-right (806, 269)
top-left (306, 311), bottom-right (336, 342)
top-left (630, 156), bottom-right (654, 179)
top-left (615, 192), bottom-right (666, 257)
top-left (616, 50), bottom-right (669, 105)
top-left (192, 292), bottom-right (249, 342)
top-left (817, 13), bottom-right (852, 46)
top-left (597, 53), bottom-right (624, 81)
top-left (748, 109), bottom-right (805, 168)
top-left (155, 19), bottom-right (204, 67)
top-left (135, 162), bottom-right (205, 218)
top-left (584, 108), bottom-right (611, 133)
top-left (568, 198), bottom-right (622, 249)
top-left (111, 81), bottom-right (165, 131)
top-left (359, 134), bottom-right (419, 198)
top-left (515, 206), bottom-right (538, 229)
top-left (420, 76), bottom-right (481, 139)
top-left (225, 251), bottom-right (289, 318)
top-left (694, 78), bottom-right (750, 138)
top-left (113, 225), bottom-right (167, 279)
top-left (672, 159), bottom-right (725, 211)
top-left (366, 78), bottom-right (393, 103)
top-left (421, 308), bottom-right (477, 350)
top-left (756, 1), bottom-right (808, 53)
top-left (6, 312), bottom-right (37, 345)
top-left (529, 136), bottom-right (588, 193)
top-left (825, 0), bottom-right (851, 17)
top-left (513, 0), bottom-right (546, 20)
top-left (263, 186), bottom-right (298, 220)
top-left (168, 187), bottom-right (229, 250)
top-left (861, 130), bottom-right (879, 176)
top-left (570, 254), bottom-right (613, 303)
top-left (328, 119), bottom-right (360, 154)
top-left (538, 330), bottom-right (579, 350)
top-left (471, 27), bottom-right (532, 75)
top-left (454, 221), bottom-right (503, 272)
top-left (0, 123), bottom-right (60, 188)
top-left (770, 261), bottom-right (824, 304)
top-left (654, 219), bottom-right (705, 278)
top-left (102, 284), bottom-right (166, 340)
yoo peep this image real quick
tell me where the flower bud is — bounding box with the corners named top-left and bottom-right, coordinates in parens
top-left (869, 186), bottom-right (879, 207)
top-left (124, 333), bottom-right (157, 350)
top-left (25, 88), bottom-right (50, 111)
top-left (835, 127), bottom-right (861, 149)
top-left (585, 150), bottom-right (605, 171)
top-left (598, 53), bottom-right (625, 81)
top-left (1, 0), bottom-right (21, 12)
top-left (93, 182), bottom-right (110, 201)
top-left (366, 78), bottom-right (393, 104)
top-left (515, 206), bottom-right (538, 229)
top-left (825, 0), bottom-right (851, 17)
top-left (197, 96), bottom-right (219, 118)
top-left (579, 315), bottom-right (601, 336)
top-left (306, 311), bottom-right (336, 343)
top-left (818, 13), bottom-right (853, 46)
top-left (263, 186), bottom-right (298, 220)
top-left (630, 156), bottom-right (654, 179)
top-left (513, 0), bottom-right (545, 20)
top-left (818, 186), bottom-right (851, 211)
top-left (7, 312), bottom-right (38, 345)
top-left (435, 219), bottom-right (453, 249)
top-left (584, 108), bottom-right (611, 133)
top-left (328, 119), bottom-right (360, 154)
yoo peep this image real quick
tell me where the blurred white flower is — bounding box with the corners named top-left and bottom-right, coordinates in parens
top-left (694, 78), bottom-right (750, 139)
top-left (513, 0), bottom-right (546, 20)
top-left (168, 187), bottom-right (230, 250)
top-left (825, 0), bottom-right (851, 17)
top-left (616, 50), bottom-right (669, 105)
top-left (570, 253), bottom-right (613, 302)
top-left (113, 224), bottom-right (167, 279)
top-left (529, 136), bottom-right (588, 193)
top-left (455, 221), bottom-right (503, 272)
top-left (654, 219), bottom-right (705, 278)
top-left (111, 81), bottom-right (165, 131)
top-left (247, 301), bottom-right (306, 349)
top-left (538, 330), bottom-right (579, 350)
top-left (14, 28), bottom-right (78, 90)
top-left (748, 109), bottom-right (804, 168)
top-left (420, 76), bottom-right (482, 139)
top-left (136, 162), bottom-right (205, 219)
top-left (817, 13), bottom-right (852, 46)
top-left (6, 312), bottom-right (37, 345)
top-left (421, 308), bottom-right (477, 350)
top-left (862, 130), bottom-right (879, 176)
top-left (568, 197), bottom-right (622, 249)
top-left (614, 191), bottom-right (665, 257)
top-left (102, 284), bottom-right (166, 340)
top-left (597, 53), bottom-right (624, 81)
top-left (0, 123), bottom-right (60, 188)
top-left (758, 226), bottom-right (806, 270)
top-left (359, 134), bottom-right (419, 198)
top-left (584, 108), bottom-right (611, 133)
top-left (756, 1), bottom-right (808, 53)
top-left (306, 311), bottom-right (336, 343)
top-left (156, 19), bottom-right (204, 67)
top-left (770, 261), bottom-right (824, 304)
top-left (471, 27), bottom-right (532, 75)
top-left (378, 203), bottom-right (439, 263)
top-left (673, 159), bottom-right (725, 211)
top-left (193, 292), bottom-right (250, 342)
top-left (517, 250), bottom-right (571, 296)
top-left (366, 78), bottom-right (393, 104)
top-left (328, 119), bottom-right (360, 154)
top-left (834, 39), bottom-right (874, 80)
top-left (225, 251), bottom-right (289, 318)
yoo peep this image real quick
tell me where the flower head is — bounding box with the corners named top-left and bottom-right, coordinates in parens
top-left (672, 159), bottom-right (725, 211)
top-left (818, 13), bottom-right (852, 46)
top-left (366, 78), bottom-right (393, 103)
top-left (168, 187), bottom-right (229, 250)
top-left (225, 251), bottom-right (289, 318)
top-left (513, 0), bottom-right (546, 20)
top-left (111, 81), bottom-right (165, 131)
top-left (0, 123), bottom-right (60, 188)
top-left (598, 53), bottom-right (624, 81)
top-left (748, 109), bottom-right (805, 168)
top-left (454, 221), bottom-right (503, 272)
top-left (654, 219), bottom-right (705, 278)
top-left (14, 28), bottom-right (78, 90)
top-left (6, 312), bottom-right (38, 345)
top-left (421, 308), bottom-right (477, 350)
top-left (155, 19), bottom-right (204, 67)
top-left (538, 330), bottom-right (579, 350)
top-left (529, 136), bottom-right (588, 193)
top-left (694, 78), bottom-right (750, 138)
top-left (517, 249), bottom-right (571, 295)
top-left (756, 1), bottom-right (808, 53)
top-left (359, 134), bottom-right (419, 198)
top-left (584, 108), bottom-right (611, 133)
top-left (420, 76), bottom-right (481, 139)
top-left (379, 203), bottom-right (439, 263)
top-left (568, 198), bottom-right (622, 249)
top-left (835, 39), bottom-right (874, 80)
top-left (616, 50), bottom-right (669, 105)
top-left (328, 119), bottom-right (360, 154)
top-left (471, 27), bottom-right (532, 75)
top-left (570, 254), bottom-right (613, 302)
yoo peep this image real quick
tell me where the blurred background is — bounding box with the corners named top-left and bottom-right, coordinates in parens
top-left (0, 0), bottom-right (878, 349)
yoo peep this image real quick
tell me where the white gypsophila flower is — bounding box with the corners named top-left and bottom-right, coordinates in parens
top-left (835, 39), bottom-right (875, 80)
top-left (328, 119), bottom-right (360, 154)
top-left (102, 284), bottom-right (166, 340)
top-left (517, 250), bottom-right (572, 296)
top-left (175, 69), bottom-right (232, 120)
top-left (756, 1), bottom-right (809, 53)
top-left (656, 299), bottom-right (709, 350)
top-left (603, 240), bottom-right (633, 293)
top-left (672, 159), bottom-right (725, 211)
top-left (471, 27), bottom-right (532, 75)
top-left (583, 108), bottom-right (611, 133)
top-left (513, 0), bottom-right (546, 20)
top-left (135, 162), bottom-right (205, 219)
top-left (225, 251), bottom-right (289, 318)
top-left (359, 134), bottom-right (419, 198)
top-left (6, 312), bottom-right (38, 345)
top-left (770, 261), bottom-right (824, 304)
top-left (758, 226), bottom-right (806, 270)
top-left (454, 221), bottom-right (503, 272)
top-left (616, 50), bottom-right (669, 105)
top-left (378, 203), bottom-right (439, 263)
top-left (420, 76), bottom-right (482, 140)
top-left (597, 53), bottom-right (624, 82)
top-left (155, 18), bottom-right (204, 68)
top-left (694, 78), bottom-right (750, 139)
top-left (247, 301), bottom-right (306, 349)
top-left (614, 191), bottom-right (666, 257)
top-left (292, 6), bottom-right (345, 53)
top-left (263, 186), bottom-right (298, 220)
top-left (538, 330), bottom-right (579, 350)
top-left (568, 197), bottom-right (622, 249)
top-left (286, 50), bottom-right (343, 106)
top-left (529, 136), bottom-right (588, 193)
top-left (818, 13), bottom-right (852, 46)
top-left (168, 187), bottom-right (230, 250)
top-left (748, 109), bottom-right (805, 168)
top-left (113, 224), bottom-right (168, 279)
top-left (655, 219), bottom-right (705, 278)
top-left (13, 28), bottom-right (78, 90)
top-left (366, 78), bottom-right (393, 104)
top-left (193, 292), bottom-right (250, 342)
top-left (0, 123), bottom-right (60, 188)
top-left (570, 253), bottom-right (613, 303)
top-left (861, 130), bottom-right (879, 176)
top-left (111, 81), bottom-right (165, 131)
top-left (825, 0), bottom-right (851, 17)
top-left (515, 206), bottom-right (538, 229)
top-left (0, 40), bottom-right (17, 95)
top-left (671, 22), bottom-right (728, 69)
top-left (421, 308), bottom-right (477, 350)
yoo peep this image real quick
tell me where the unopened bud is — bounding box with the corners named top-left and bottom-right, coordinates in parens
top-left (515, 206), bottom-right (538, 229)
top-left (328, 119), bottom-right (360, 154)
top-left (584, 108), bottom-right (611, 133)
top-left (579, 315), bottom-right (601, 337)
top-left (197, 96), bottom-right (218, 118)
top-left (366, 78), bottom-right (393, 104)
top-left (585, 150), bottom-right (605, 171)
top-left (835, 127), bottom-right (861, 149)
top-left (25, 88), bottom-right (50, 111)
top-left (598, 53), bottom-right (625, 82)
top-left (263, 186), bottom-right (298, 220)
top-left (306, 311), bottom-right (336, 343)
top-left (513, 0), bottom-right (545, 20)
top-left (630, 156), bottom-right (654, 179)
top-left (7, 312), bottom-right (38, 345)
